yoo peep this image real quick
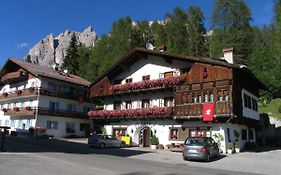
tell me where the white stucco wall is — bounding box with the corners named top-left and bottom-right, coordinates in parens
top-left (36, 115), bottom-right (89, 137)
top-left (242, 89), bottom-right (259, 120)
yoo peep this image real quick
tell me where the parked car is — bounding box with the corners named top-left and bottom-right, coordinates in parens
top-left (88, 134), bottom-right (125, 148)
top-left (182, 137), bottom-right (219, 162)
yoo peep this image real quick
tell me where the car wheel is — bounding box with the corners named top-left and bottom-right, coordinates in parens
top-left (100, 143), bottom-right (105, 149)
top-left (120, 142), bottom-right (125, 148)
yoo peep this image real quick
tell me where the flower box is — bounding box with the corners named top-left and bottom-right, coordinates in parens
top-left (2, 108), bottom-right (8, 112)
top-left (109, 75), bottom-right (186, 93)
top-left (13, 107), bottom-right (20, 112)
top-left (88, 107), bottom-right (173, 118)
top-left (28, 87), bottom-right (35, 92)
top-left (25, 106), bottom-right (32, 111)
top-left (16, 90), bottom-right (22, 95)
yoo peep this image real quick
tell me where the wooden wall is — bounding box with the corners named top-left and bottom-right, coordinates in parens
top-left (90, 77), bottom-right (111, 98)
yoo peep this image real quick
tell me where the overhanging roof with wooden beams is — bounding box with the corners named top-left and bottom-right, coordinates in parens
top-left (89, 48), bottom-right (267, 90)
top-left (0, 58), bottom-right (90, 87)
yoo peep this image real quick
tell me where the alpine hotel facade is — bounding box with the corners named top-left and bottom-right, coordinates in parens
top-left (0, 58), bottom-right (91, 137)
top-left (88, 48), bottom-right (266, 153)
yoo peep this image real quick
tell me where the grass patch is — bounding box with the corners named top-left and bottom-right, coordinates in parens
top-left (260, 98), bottom-right (281, 119)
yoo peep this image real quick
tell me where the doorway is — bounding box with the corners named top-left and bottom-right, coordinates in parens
top-left (139, 127), bottom-right (151, 147)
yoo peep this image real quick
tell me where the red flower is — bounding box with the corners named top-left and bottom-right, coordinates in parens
top-left (2, 108), bottom-right (8, 112)
top-left (14, 107), bottom-right (20, 112)
top-left (25, 106), bottom-right (32, 111)
top-left (16, 89), bottom-right (22, 95)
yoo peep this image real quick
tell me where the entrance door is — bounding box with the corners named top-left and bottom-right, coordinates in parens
top-left (139, 127), bottom-right (150, 147)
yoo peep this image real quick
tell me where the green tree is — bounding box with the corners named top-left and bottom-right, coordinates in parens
top-left (61, 33), bottom-right (79, 75)
top-left (186, 6), bottom-right (207, 57)
top-left (210, 0), bottom-right (253, 63)
top-left (150, 21), bottom-right (168, 48)
top-left (165, 7), bottom-right (189, 55)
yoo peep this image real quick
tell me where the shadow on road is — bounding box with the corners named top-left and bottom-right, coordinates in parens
top-left (4, 136), bottom-right (152, 157)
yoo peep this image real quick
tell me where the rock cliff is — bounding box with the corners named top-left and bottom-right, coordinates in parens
top-left (24, 26), bottom-right (96, 67)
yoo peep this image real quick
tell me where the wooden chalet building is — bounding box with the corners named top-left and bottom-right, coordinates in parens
top-left (88, 48), bottom-right (266, 153)
top-left (0, 58), bottom-right (91, 137)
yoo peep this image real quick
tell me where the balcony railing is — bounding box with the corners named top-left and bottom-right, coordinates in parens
top-left (109, 75), bottom-right (186, 94)
top-left (39, 88), bottom-right (90, 103)
top-left (174, 101), bottom-right (232, 117)
top-left (2, 106), bottom-right (35, 117)
top-left (0, 87), bottom-right (37, 100)
top-left (1, 71), bottom-right (28, 84)
top-left (38, 107), bottom-right (88, 119)
top-left (88, 107), bottom-right (173, 119)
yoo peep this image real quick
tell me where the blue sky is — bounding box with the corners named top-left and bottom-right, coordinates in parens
top-left (0, 0), bottom-right (274, 68)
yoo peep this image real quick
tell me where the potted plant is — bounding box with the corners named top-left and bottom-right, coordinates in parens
top-left (227, 142), bottom-right (233, 154)
top-left (25, 106), bottom-right (32, 111)
top-left (150, 135), bottom-right (159, 150)
top-left (234, 141), bottom-right (240, 153)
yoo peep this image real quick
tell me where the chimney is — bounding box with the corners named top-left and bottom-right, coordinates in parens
top-left (223, 48), bottom-right (234, 64)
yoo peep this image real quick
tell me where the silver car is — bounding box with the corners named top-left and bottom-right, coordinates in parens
top-left (182, 137), bottom-right (219, 162)
top-left (88, 134), bottom-right (125, 148)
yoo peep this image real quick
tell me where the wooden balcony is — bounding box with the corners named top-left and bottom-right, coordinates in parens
top-left (3, 107), bottom-right (35, 118)
top-left (39, 88), bottom-right (90, 103)
top-left (174, 101), bottom-right (232, 119)
top-left (38, 107), bottom-right (88, 119)
top-left (0, 87), bottom-right (37, 100)
top-left (1, 71), bottom-right (28, 84)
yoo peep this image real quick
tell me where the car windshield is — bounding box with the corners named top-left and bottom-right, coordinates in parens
top-left (185, 138), bottom-right (204, 146)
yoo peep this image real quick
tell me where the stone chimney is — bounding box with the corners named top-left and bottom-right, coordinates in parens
top-left (223, 48), bottom-right (234, 64)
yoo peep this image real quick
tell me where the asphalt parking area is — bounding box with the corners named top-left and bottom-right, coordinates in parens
top-left (126, 147), bottom-right (281, 175)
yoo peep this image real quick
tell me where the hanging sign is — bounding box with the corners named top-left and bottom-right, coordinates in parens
top-left (202, 103), bottom-right (214, 122)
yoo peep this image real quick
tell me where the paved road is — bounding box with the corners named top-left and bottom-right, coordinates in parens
top-left (0, 137), bottom-right (272, 175)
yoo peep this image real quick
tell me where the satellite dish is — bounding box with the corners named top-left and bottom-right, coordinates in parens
top-left (145, 43), bottom-right (155, 50)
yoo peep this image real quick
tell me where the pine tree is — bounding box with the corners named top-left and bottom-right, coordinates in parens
top-left (165, 7), bottom-right (189, 55)
top-left (210, 0), bottom-right (253, 64)
top-left (61, 33), bottom-right (79, 75)
top-left (186, 6), bottom-right (207, 57)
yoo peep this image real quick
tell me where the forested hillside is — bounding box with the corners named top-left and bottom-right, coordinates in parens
top-left (62, 0), bottom-right (281, 101)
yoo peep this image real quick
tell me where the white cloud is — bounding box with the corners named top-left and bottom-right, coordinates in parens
top-left (17, 42), bottom-right (28, 49)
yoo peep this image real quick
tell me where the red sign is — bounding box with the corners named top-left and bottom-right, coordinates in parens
top-left (202, 103), bottom-right (214, 122)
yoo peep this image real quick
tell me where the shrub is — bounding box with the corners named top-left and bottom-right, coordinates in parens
top-left (150, 136), bottom-right (159, 145)
top-left (234, 141), bottom-right (240, 149)
top-left (227, 143), bottom-right (233, 150)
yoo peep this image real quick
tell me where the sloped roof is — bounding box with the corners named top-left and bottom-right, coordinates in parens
top-left (1, 58), bottom-right (90, 87)
top-left (90, 48), bottom-right (245, 87)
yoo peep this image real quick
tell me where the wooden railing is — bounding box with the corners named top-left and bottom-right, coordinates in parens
top-left (0, 87), bottom-right (37, 100)
top-left (38, 107), bottom-right (88, 119)
top-left (174, 101), bottom-right (232, 117)
top-left (39, 88), bottom-right (90, 102)
top-left (3, 107), bottom-right (35, 117)
top-left (1, 72), bottom-right (28, 83)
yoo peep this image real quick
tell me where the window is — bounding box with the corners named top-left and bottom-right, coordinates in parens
top-left (49, 101), bottom-right (56, 110)
top-left (10, 120), bottom-right (15, 127)
top-left (142, 99), bottom-right (150, 108)
top-left (142, 75), bottom-right (150, 81)
top-left (242, 129), bottom-right (247, 140)
top-left (249, 129), bottom-right (254, 140)
top-left (164, 98), bottom-right (174, 107)
top-left (164, 71), bottom-right (173, 78)
top-left (113, 128), bottom-right (127, 138)
top-left (47, 121), bottom-right (58, 129)
top-left (252, 98), bottom-right (258, 111)
top-left (125, 78), bottom-right (132, 83)
top-left (192, 94), bottom-right (197, 103)
top-left (170, 129), bottom-right (178, 140)
top-left (114, 101), bottom-right (121, 110)
top-left (203, 92), bottom-right (209, 103)
top-left (159, 99), bottom-right (164, 108)
top-left (66, 122), bottom-right (75, 129)
top-left (126, 101), bottom-right (132, 109)
top-left (223, 90), bottom-right (229, 101)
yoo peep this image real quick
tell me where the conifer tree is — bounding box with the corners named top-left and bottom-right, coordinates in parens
top-left (61, 33), bottom-right (79, 75)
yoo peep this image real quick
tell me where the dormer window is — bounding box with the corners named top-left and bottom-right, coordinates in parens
top-left (142, 75), bottom-right (150, 81)
top-left (125, 78), bottom-right (132, 83)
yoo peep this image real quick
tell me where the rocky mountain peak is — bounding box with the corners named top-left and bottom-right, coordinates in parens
top-left (24, 27), bottom-right (97, 67)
